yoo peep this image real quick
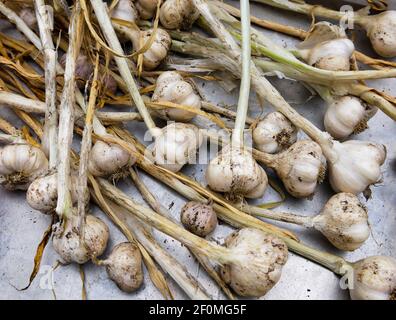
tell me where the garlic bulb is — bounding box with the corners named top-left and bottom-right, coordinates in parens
top-left (273, 140), bottom-right (325, 198)
top-left (312, 193), bottom-right (370, 251)
top-left (135, 0), bottom-right (158, 19)
top-left (0, 144), bottom-right (48, 190)
top-left (363, 11), bottom-right (396, 58)
top-left (132, 28), bottom-right (172, 70)
top-left (350, 256), bottom-right (396, 300)
top-left (181, 201), bottom-right (217, 237)
top-left (327, 140), bottom-right (386, 194)
top-left (20, 7), bottom-right (37, 30)
top-left (103, 242), bottom-right (144, 293)
top-left (53, 214), bottom-right (109, 264)
top-left (153, 122), bottom-right (202, 172)
top-left (300, 38), bottom-right (355, 71)
top-left (220, 228), bottom-right (288, 297)
top-left (159, 0), bottom-right (200, 30)
top-left (26, 173), bottom-right (90, 214)
top-left (152, 71), bottom-right (201, 122)
top-left (206, 145), bottom-right (268, 199)
top-left (60, 54), bottom-right (93, 89)
top-left (101, 73), bottom-right (118, 95)
top-left (253, 112), bottom-right (297, 153)
top-left (111, 0), bottom-right (139, 22)
top-left (324, 96), bottom-right (377, 139)
top-left (88, 141), bottom-right (136, 177)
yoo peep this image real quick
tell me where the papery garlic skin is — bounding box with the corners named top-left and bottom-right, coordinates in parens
top-left (159, 0), bottom-right (200, 30)
top-left (53, 214), bottom-right (109, 264)
top-left (324, 96), bottom-right (377, 139)
top-left (88, 141), bottom-right (136, 177)
top-left (133, 28), bottom-right (172, 70)
top-left (152, 71), bottom-right (201, 121)
top-left (364, 11), bottom-right (396, 58)
top-left (253, 112), bottom-right (297, 154)
top-left (302, 38), bottom-right (354, 71)
top-left (328, 140), bottom-right (386, 194)
top-left (153, 122), bottom-right (202, 172)
top-left (350, 256), bottom-right (396, 300)
top-left (181, 201), bottom-right (218, 237)
top-left (0, 144), bottom-right (48, 190)
top-left (206, 145), bottom-right (268, 199)
top-left (274, 140), bottom-right (325, 198)
top-left (105, 242), bottom-right (143, 293)
top-left (20, 8), bottom-right (37, 30)
top-left (112, 0), bottom-right (139, 22)
top-left (26, 173), bottom-right (90, 214)
top-left (135, 0), bottom-right (158, 19)
top-left (60, 54), bottom-right (93, 89)
top-left (220, 228), bottom-right (288, 297)
top-left (313, 193), bottom-right (370, 251)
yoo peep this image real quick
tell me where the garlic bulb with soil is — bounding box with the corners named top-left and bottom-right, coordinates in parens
top-left (0, 144), bottom-right (48, 190)
top-left (103, 242), bottom-right (144, 293)
top-left (52, 214), bottom-right (109, 264)
top-left (253, 111), bottom-right (297, 153)
top-left (153, 122), bottom-right (202, 172)
top-left (324, 96), bottom-right (377, 139)
top-left (111, 0), bottom-right (139, 22)
top-left (181, 201), bottom-right (217, 237)
top-left (220, 228), bottom-right (288, 297)
top-left (206, 145), bottom-right (268, 199)
top-left (152, 71), bottom-right (201, 122)
top-left (160, 0), bottom-right (200, 30)
top-left (88, 141), bottom-right (136, 177)
top-left (26, 173), bottom-right (90, 214)
top-left (327, 140), bottom-right (386, 194)
top-left (135, 0), bottom-right (159, 19)
top-left (350, 256), bottom-right (396, 300)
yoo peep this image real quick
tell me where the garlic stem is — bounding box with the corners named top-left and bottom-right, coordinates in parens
top-left (34, 0), bottom-right (57, 168)
top-left (202, 101), bottom-right (254, 125)
top-left (0, 91), bottom-right (46, 113)
top-left (0, 133), bottom-right (23, 144)
top-left (89, 0), bottom-right (159, 137)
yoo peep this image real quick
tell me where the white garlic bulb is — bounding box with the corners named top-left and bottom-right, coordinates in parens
top-left (206, 145), bottom-right (268, 199)
top-left (111, 0), bottom-right (139, 22)
top-left (324, 96), bottom-right (377, 139)
top-left (152, 71), bottom-right (201, 122)
top-left (159, 0), bottom-right (200, 30)
top-left (273, 140), bottom-right (325, 198)
top-left (312, 193), bottom-right (370, 251)
top-left (253, 112), bottom-right (297, 154)
top-left (350, 256), bottom-right (396, 300)
top-left (53, 214), bottom-right (109, 264)
top-left (181, 201), bottom-right (217, 237)
top-left (327, 140), bottom-right (386, 194)
top-left (300, 38), bottom-right (354, 71)
top-left (363, 11), bottom-right (396, 58)
top-left (103, 242), bottom-right (144, 293)
top-left (153, 122), bottom-right (202, 172)
top-left (135, 0), bottom-right (158, 19)
top-left (0, 144), bottom-right (48, 190)
top-left (26, 173), bottom-right (90, 214)
top-left (88, 141), bottom-right (136, 177)
top-left (132, 28), bottom-right (172, 70)
top-left (220, 228), bottom-right (288, 297)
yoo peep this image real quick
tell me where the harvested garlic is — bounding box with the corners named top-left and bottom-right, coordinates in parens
top-left (253, 112), bottom-right (297, 153)
top-left (350, 256), bottom-right (396, 300)
top-left (103, 242), bottom-right (144, 293)
top-left (111, 0), bottom-right (139, 22)
top-left (206, 145), bottom-right (268, 199)
top-left (160, 0), bottom-right (200, 30)
top-left (324, 96), bottom-right (377, 139)
top-left (53, 214), bottom-right (109, 264)
top-left (220, 228), bottom-right (288, 297)
top-left (152, 71), bottom-right (201, 122)
top-left (361, 11), bottom-right (396, 58)
top-left (20, 7), bottom-right (37, 30)
top-left (88, 141), bottom-right (136, 177)
top-left (135, 0), bottom-right (158, 19)
top-left (26, 173), bottom-right (90, 214)
top-left (60, 53), bottom-right (93, 89)
top-left (327, 140), bottom-right (386, 194)
top-left (181, 201), bottom-right (217, 237)
top-left (153, 122), bottom-right (202, 172)
top-left (0, 144), bottom-right (48, 190)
